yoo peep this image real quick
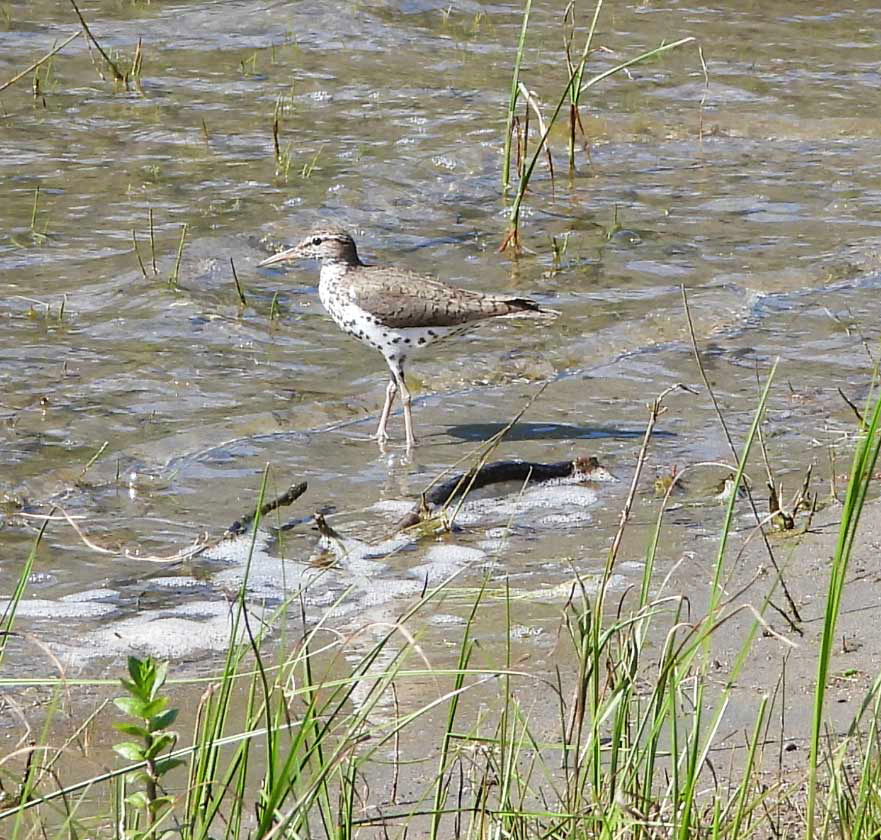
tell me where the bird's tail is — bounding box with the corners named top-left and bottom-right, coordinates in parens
top-left (503, 297), bottom-right (561, 319)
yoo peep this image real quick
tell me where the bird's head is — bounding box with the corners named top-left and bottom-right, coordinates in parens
top-left (258, 226), bottom-right (361, 267)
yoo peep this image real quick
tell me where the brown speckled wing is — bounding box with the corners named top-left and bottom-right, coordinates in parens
top-left (347, 266), bottom-right (545, 328)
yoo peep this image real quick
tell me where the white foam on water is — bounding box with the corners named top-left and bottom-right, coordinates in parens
top-left (538, 511), bottom-right (593, 527)
top-left (77, 601), bottom-right (260, 660)
top-left (476, 526), bottom-right (513, 554)
top-left (357, 578), bottom-right (425, 606)
top-left (429, 613), bottom-right (467, 626)
top-left (60, 588), bottom-right (118, 602)
top-left (0, 598), bottom-right (117, 619)
top-left (141, 577), bottom-right (204, 589)
top-left (213, 554), bottom-right (324, 597)
top-left (408, 543), bottom-right (487, 584)
top-left (204, 533), bottom-right (267, 564)
top-left (476, 538), bottom-right (508, 554)
top-left (29, 474), bottom-right (615, 667)
top-left (317, 531), bottom-right (414, 575)
top-left (371, 499), bottom-right (414, 515)
top-left (303, 588), bottom-right (341, 607)
top-left (424, 544), bottom-right (486, 565)
top-left (485, 527), bottom-right (511, 539)
top-left (510, 624), bottom-right (544, 639)
top-left (520, 485), bottom-right (600, 508)
top-left (441, 483), bottom-right (601, 527)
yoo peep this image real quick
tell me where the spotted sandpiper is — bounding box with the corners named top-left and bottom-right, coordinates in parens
top-left (259, 226), bottom-right (558, 448)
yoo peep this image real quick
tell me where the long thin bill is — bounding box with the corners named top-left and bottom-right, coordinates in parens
top-left (257, 247), bottom-right (299, 267)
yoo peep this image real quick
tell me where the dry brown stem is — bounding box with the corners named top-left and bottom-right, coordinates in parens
top-left (680, 285), bottom-right (802, 626)
top-left (0, 31), bottom-right (81, 95)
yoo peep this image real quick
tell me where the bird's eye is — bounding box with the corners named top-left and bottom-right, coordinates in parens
top-left (311, 236), bottom-right (322, 246)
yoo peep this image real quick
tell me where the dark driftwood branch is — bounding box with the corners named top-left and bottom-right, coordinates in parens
top-left (227, 482), bottom-right (308, 535)
top-left (395, 456), bottom-right (611, 531)
top-left (0, 31), bottom-right (81, 95)
top-left (413, 381), bottom-right (550, 532)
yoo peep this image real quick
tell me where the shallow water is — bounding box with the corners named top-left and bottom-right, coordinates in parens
top-left (1, 1), bottom-right (879, 674)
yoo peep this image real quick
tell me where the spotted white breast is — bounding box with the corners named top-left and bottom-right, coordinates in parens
top-left (318, 265), bottom-right (467, 362)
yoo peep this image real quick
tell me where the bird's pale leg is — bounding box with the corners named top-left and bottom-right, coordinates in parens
top-left (375, 373), bottom-right (398, 442)
top-left (394, 368), bottom-right (417, 449)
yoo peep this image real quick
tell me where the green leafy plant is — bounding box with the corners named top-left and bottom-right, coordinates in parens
top-left (113, 656), bottom-right (183, 838)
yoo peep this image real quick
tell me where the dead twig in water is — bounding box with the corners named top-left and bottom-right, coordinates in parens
top-left (517, 82), bottom-right (555, 193)
top-left (681, 285), bottom-right (802, 627)
top-left (169, 222), bottom-right (188, 288)
top-left (0, 31), bottom-right (81, 95)
top-left (131, 229), bottom-right (148, 279)
top-left (230, 257), bottom-right (247, 305)
top-left (149, 208), bottom-right (158, 276)
top-left (68, 0), bottom-right (126, 84)
top-left (16, 481), bottom-right (308, 565)
top-left (228, 482), bottom-right (308, 535)
top-left (605, 383), bottom-right (694, 580)
top-left (837, 387), bottom-right (865, 426)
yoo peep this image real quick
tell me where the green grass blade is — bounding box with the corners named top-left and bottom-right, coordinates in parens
top-left (502, 0), bottom-right (532, 193)
top-left (806, 387), bottom-right (881, 838)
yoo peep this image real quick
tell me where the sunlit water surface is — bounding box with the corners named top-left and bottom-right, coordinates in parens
top-left (1, 1), bottom-right (880, 675)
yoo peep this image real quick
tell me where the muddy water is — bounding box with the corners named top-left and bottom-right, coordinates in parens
top-left (1, 1), bottom-right (880, 677)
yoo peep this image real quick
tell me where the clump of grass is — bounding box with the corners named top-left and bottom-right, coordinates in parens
top-left (806, 383), bottom-right (881, 836)
top-left (300, 144), bottom-right (323, 178)
top-left (10, 185), bottom-right (51, 247)
top-left (272, 100), bottom-right (321, 182)
top-left (500, 0), bottom-right (694, 252)
top-left (561, 0), bottom-right (604, 173)
top-left (1, 379), bottom-right (880, 839)
top-left (131, 212), bottom-right (189, 289)
top-left (18, 294), bottom-right (67, 324)
top-left (129, 38), bottom-right (144, 85)
top-left (239, 51), bottom-right (258, 76)
top-left (68, 0), bottom-right (141, 89)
